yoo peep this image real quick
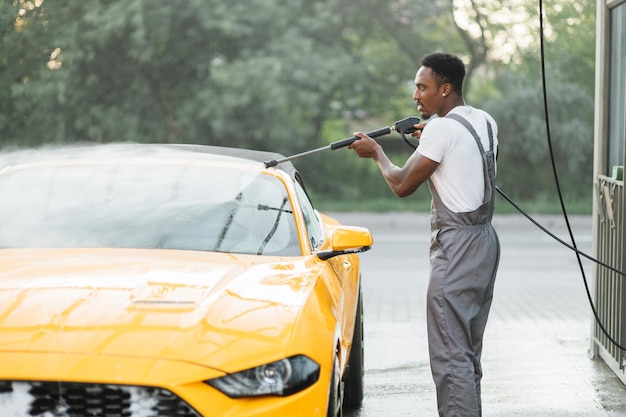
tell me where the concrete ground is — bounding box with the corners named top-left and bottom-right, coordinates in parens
top-left (329, 212), bottom-right (626, 417)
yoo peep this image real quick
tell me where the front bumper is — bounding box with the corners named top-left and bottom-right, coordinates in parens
top-left (0, 351), bottom-right (330, 417)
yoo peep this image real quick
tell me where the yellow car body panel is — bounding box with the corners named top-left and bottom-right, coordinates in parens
top-left (0, 144), bottom-right (372, 416)
top-left (0, 247), bottom-right (356, 416)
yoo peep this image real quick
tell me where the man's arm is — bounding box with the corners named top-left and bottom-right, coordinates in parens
top-left (348, 132), bottom-right (438, 198)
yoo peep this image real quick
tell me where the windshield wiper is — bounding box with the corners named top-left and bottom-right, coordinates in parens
top-left (257, 203), bottom-right (292, 214)
top-left (257, 197), bottom-right (289, 255)
top-left (215, 192), bottom-right (243, 251)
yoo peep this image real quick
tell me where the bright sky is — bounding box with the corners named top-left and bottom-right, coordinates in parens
top-left (452, 0), bottom-right (544, 63)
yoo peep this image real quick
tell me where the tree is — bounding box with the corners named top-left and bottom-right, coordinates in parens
top-left (481, 0), bottom-right (596, 207)
top-left (0, 0), bottom-right (597, 211)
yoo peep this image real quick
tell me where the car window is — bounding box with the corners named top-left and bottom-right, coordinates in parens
top-left (293, 180), bottom-right (324, 251)
top-left (0, 162), bottom-right (302, 256)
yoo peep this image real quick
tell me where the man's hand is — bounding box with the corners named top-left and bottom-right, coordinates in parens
top-left (348, 132), bottom-right (382, 159)
top-left (412, 122), bottom-right (427, 139)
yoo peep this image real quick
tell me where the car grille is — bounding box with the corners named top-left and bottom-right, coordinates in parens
top-left (0, 380), bottom-right (202, 417)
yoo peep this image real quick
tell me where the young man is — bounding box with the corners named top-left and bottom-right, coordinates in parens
top-left (349, 52), bottom-right (500, 417)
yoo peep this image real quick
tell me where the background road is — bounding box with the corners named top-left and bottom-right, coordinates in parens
top-left (329, 212), bottom-right (626, 417)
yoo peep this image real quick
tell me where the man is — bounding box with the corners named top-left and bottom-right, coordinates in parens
top-left (348, 52), bottom-right (500, 417)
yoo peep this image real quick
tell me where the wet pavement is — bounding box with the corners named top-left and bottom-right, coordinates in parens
top-left (329, 212), bottom-right (626, 417)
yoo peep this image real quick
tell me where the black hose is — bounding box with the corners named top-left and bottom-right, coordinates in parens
top-left (530, 0), bottom-right (626, 352)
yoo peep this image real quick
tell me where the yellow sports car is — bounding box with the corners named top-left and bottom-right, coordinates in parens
top-left (0, 144), bottom-right (373, 417)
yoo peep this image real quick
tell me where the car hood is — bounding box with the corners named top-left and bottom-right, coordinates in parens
top-left (0, 248), bottom-right (320, 371)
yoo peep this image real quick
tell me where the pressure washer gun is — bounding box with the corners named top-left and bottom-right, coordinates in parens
top-left (264, 116), bottom-right (421, 168)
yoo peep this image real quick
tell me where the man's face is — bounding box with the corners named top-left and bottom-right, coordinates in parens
top-left (413, 66), bottom-right (444, 120)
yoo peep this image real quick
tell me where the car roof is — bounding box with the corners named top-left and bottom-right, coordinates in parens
top-left (166, 144), bottom-right (296, 172)
top-left (0, 143), bottom-right (298, 176)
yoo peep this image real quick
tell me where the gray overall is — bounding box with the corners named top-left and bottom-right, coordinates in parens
top-left (426, 113), bottom-right (500, 417)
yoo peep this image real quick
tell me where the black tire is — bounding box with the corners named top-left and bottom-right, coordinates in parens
top-left (343, 285), bottom-right (364, 408)
top-left (326, 354), bottom-right (342, 417)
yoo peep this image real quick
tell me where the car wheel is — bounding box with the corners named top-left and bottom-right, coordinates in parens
top-left (343, 285), bottom-right (364, 408)
top-left (326, 353), bottom-right (343, 417)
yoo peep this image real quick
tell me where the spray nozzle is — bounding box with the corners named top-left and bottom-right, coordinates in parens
top-left (392, 116), bottom-right (422, 135)
top-left (392, 116), bottom-right (421, 150)
top-left (263, 116), bottom-right (421, 168)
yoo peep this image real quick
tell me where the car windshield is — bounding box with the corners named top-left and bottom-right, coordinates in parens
top-left (0, 161), bottom-right (301, 256)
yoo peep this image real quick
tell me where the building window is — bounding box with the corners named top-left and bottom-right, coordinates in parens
top-left (607, 2), bottom-right (626, 173)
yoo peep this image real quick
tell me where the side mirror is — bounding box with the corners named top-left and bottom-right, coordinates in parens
top-left (317, 226), bottom-right (373, 260)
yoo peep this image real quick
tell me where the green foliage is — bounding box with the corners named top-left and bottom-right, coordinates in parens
top-left (481, 0), bottom-right (595, 208)
top-left (0, 0), bottom-right (597, 213)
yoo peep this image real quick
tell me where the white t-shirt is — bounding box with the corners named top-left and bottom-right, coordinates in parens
top-left (416, 106), bottom-right (498, 213)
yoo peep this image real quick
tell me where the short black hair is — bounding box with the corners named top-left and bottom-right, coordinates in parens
top-left (420, 53), bottom-right (465, 96)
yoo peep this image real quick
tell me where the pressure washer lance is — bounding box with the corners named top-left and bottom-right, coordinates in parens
top-left (264, 116), bottom-right (421, 168)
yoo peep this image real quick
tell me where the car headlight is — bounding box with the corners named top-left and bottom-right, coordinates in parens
top-left (205, 355), bottom-right (320, 398)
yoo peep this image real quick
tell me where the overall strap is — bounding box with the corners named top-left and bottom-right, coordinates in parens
top-left (446, 112), bottom-right (497, 213)
top-left (446, 113), bottom-right (493, 154)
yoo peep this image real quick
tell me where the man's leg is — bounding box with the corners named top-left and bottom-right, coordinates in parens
top-left (427, 272), bottom-right (481, 417)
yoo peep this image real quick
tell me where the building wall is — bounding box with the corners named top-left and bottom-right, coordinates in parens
top-left (592, 0), bottom-right (626, 383)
